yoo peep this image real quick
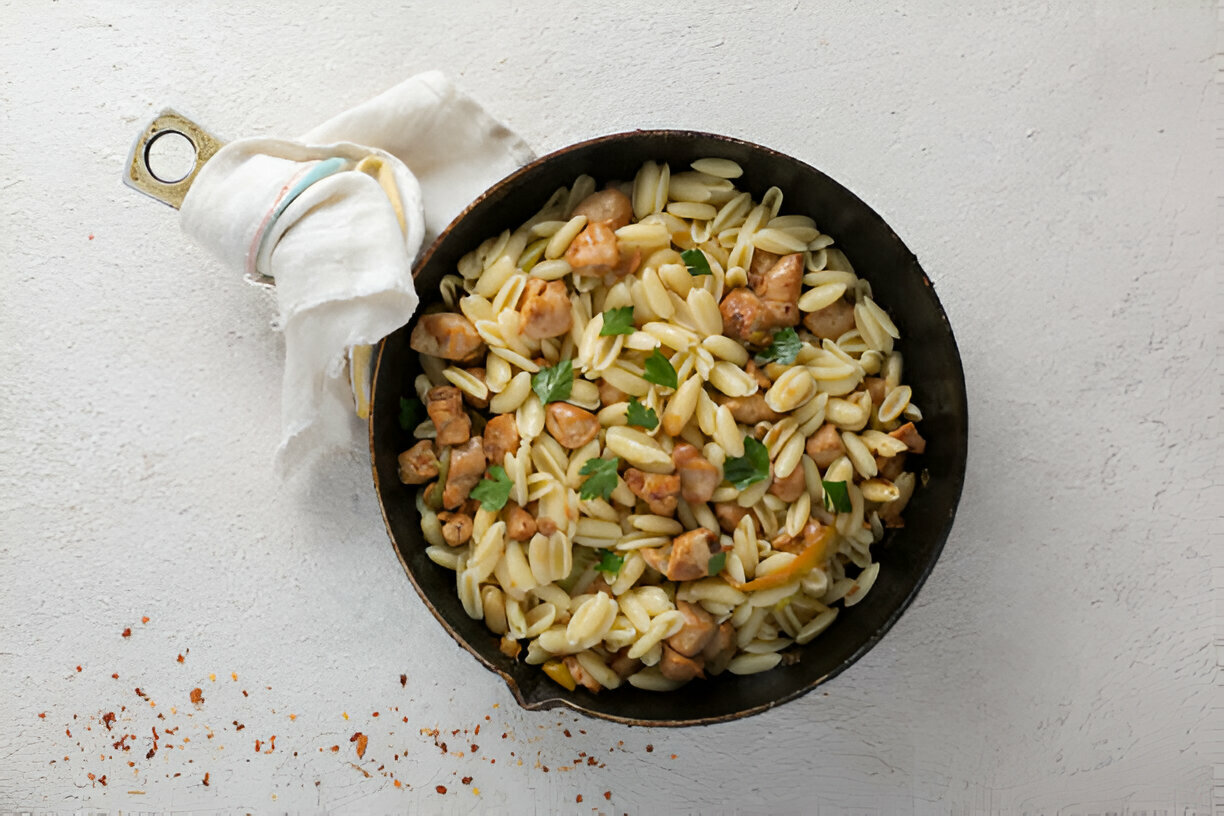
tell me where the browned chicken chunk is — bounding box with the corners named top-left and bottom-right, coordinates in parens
top-left (519, 279), bottom-right (573, 339)
top-left (702, 621), bottom-right (737, 675)
top-left (802, 298), bottom-right (857, 340)
top-left (665, 528), bottom-right (719, 582)
top-left (863, 376), bottom-right (887, 405)
top-left (397, 439), bottom-right (438, 484)
top-left (769, 463), bottom-right (806, 502)
top-left (805, 423), bottom-right (845, 468)
top-left (409, 313), bottom-right (485, 362)
top-left (666, 600), bottom-right (719, 657)
top-left (747, 249), bottom-right (781, 291)
top-left (505, 501), bottom-right (537, 541)
top-left (426, 385), bottom-right (471, 446)
top-left (482, 413), bottom-right (520, 466)
top-left (672, 443), bottom-right (720, 504)
top-left (609, 647), bottom-right (643, 679)
top-left (659, 644), bottom-right (705, 682)
top-left (565, 222), bottom-right (621, 272)
top-left (570, 188), bottom-right (634, 230)
top-left (442, 437), bottom-right (486, 510)
top-left (754, 252), bottom-right (804, 304)
top-left (624, 468), bottom-right (681, 516)
top-left (438, 512), bottom-right (473, 546)
top-left (888, 422), bottom-right (926, 454)
top-left (719, 288), bottom-right (772, 345)
top-left (544, 403), bottom-right (600, 449)
top-left (714, 502), bottom-right (752, 534)
top-left (876, 452), bottom-right (907, 482)
top-left (714, 392), bottom-right (783, 425)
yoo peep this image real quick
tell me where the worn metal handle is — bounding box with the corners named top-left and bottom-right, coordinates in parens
top-left (124, 110), bottom-right (225, 209)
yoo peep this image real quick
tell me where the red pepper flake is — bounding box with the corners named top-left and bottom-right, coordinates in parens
top-left (400, 674), bottom-right (407, 687)
top-left (402, 716), bottom-right (408, 723)
top-left (588, 757), bottom-right (598, 766)
top-left (330, 745), bottom-right (339, 752)
top-left (177, 654), bottom-right (185, 663)
top-left (122, 628), bottom-right (132, 638)
top-left (88, 773), bottom-right (95, 781)
top-left (350, 732), bottom-right (368, 759)
top-left (645, 744), bottom-right (654, 752)
top-left (146, 748), bottom-right (156, 760)
top-left (435, 785), bottom-right (447, 794)
top-left (470, 743), bottom-right (479, 752)
top-left (461, 776), bottom-right (472, 785)
top-left (38, 712), bottom-right (46, 719)
top-left (141, 616), bottom-right (150, 624)
top-left (88, 234), bottom-right (94, 240)
top-left (241, 690), bottom-right (248, 697)
top-left (393, 779), bottom-right (402, 788)
top-left (99, 775), bottom-right (107, 787)
top-left (102, 712), bottom-right (116, 730)
top-left (189, 688), bottom-right (204, 706)
top-left (604, 791), bottom-right (612, 800)
top-left (233, 721), bottom-right (245, 731)
top-left (564, 728), bottom-right (573, 737)
top-left (670, 753), bottom-right (677, 759)
top-left (202, 772), bottom-right (210, 786)
top-left (134, 688), bottom-right (148, 699)
top-left (576, 794), bottom-right (583, 803)
top-left (542, 765), bottom-right (550, 773)
top-left (267, 735), bottom-right (276, 753)
top-left (65, 728), bottom-right (71, 737)
top-left (113, 735), bottom-right (132, 751)
top-left (111, 672), bottom-right (119, 679)
top-left (76, 665), bottom-right (82, 672)
top-left (254, 739), bottom-right (262, 753)
top-left (372, 711), bottom-right (379, 717)
top-left (474, 724), bottom-right (480, 736)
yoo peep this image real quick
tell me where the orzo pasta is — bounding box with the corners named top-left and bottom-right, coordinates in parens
top-left (397, 160), bottom-right (927, 692)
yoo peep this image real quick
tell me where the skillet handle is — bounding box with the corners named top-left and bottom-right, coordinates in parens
top-left (123, 109), bottom-right (225, 210)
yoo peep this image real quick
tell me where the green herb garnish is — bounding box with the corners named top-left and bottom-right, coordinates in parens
top-left (578, 457), bottom-right (620, 501)
top-left (707, 551), bottom-right (727, 576)
top-left (723, 436), bottom-right (770, 489)
top-left (597, 549), bottom-right (625, 575)
top-left (822, 480), bottom-right (852, 513)
top-left (626, 397), bottom-right (659, 430)
top-left (599, 306), bottom-right (635, 336)
top-left (681, 248), bottom-right (712, 277)
top-left (470, 465), bottom-right (513, 511)
top-left (754, 327), bottom-right (802, 366)
top-left (642, 349), bottom-right (678, 389)
top-left (398, 397), bottom-right (424, 431)
top-left (531, 359), bottom-right (574, 405)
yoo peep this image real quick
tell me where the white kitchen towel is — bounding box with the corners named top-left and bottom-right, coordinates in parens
top-left (178, 71), bottom-right (535, 475)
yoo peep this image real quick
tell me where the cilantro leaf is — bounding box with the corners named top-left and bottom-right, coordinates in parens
top-left (599, 306), bottom-right (635, 336)
top-left (398, 397), bottom-right (423, 431)
top-left (707, 551), bottom-right (727, 576)
top-left (470, 465), bottom-right (513, 511)
top-left (578, 457), bottom-right (620, 501)
top-left (642, 349), bottom-right (678, 390)
top-left (531, 359), bottom-right (574, 405)
top-left (754, 327), bottom-right (802, 366)
top-left (597, 549), bottom-right (625, 575)
top-left (681, 248), bottom-right (712, 277)
top-left (626, 397), bottom-right (659, 430)
top-left (723, 436), bottom-right (770, 489)
top-left (822, 480), bottom-right (852, 513)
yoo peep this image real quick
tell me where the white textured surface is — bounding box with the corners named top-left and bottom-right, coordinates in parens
top-left (0, 1), bottom-right (1218, 812)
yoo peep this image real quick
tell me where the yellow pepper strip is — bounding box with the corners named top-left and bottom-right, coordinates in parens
top-left (542, 659), bottom-right (577, 691)
top-left (728, 525), bottom-right (834, 592)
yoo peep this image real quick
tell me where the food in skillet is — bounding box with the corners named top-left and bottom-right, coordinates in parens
top-left (398, 158), bottom-right (925, 692)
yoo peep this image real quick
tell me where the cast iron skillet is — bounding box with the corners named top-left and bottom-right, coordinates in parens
top-left (369, 131), bottom-right (967, 726)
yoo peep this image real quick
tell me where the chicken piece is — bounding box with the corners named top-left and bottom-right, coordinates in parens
top-left (746, 249), bottom-right (780, 292)
top-left (805, 423), bottom-right (846, 468)
top-left (438, 512), bottom-right (473, 546)
top-left (537, 516), bottom-right (559, 536)
top-left (565, 222), bottom-right (621, 272)
top-left (701, 621), bottom-right (737, 675)
top-left (745, 360), bottom-right (772, 389)
top-left (769, 463), bottom-right (806, 502)
top-left (544, 403), bottom-right (600, 449)
top-left (888, 422), bottom-right (926, 454)
top-left (714, 502), bottom-right (751, 534)
top-left (802, 298), bottom-right (856, 340)
top-left (597, 378), bottom-right (628, 406)
top-left (624, 468), bottom-right (681, 516)
top-left (409, 313), bottom-right (485, 362)
top-left (714, 392), bottom-right (784, 424)
top-left (571, 188), bottom-right (633, 230)
top-left (397, 440), bottom-right (438, 485)
top-left (640, 546), bottom-right (670, 576)
top-left (482, 414), bottom-right (520, 466)
top-left (563, 655), bottom-right (602, 693)
top-left (505, 502), bottom-right (537, 541)
top-left (754, 252), bottom-right (804, 304)
top-left (719, 288), bottom-right (799, 345)
top-left (519, 278), bottom-right (574, 339)
top-left (876, 452), bottom-right (908, 482)
top-left (460, 498), bottom-right (482, 516)
top-left (665, 528), bottom-right (719, 582)
top-left (425, 386), bottom-right (471, 446)
top-left (672, 443), bottom-right (719, 504)
top-left (442, 437), bottom-right (486, 510)
top-left (863, 377), bottom-right (887, 405)
top-left (659, 644), bottom-right (705, 682)
top-left (609, 647), bottom-right (643, 679)
top-left (666, 600), bottom-right (719, 657)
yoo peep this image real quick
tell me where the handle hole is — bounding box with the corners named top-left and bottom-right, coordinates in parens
top-left (144, 130), bottom-right (197, 184)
